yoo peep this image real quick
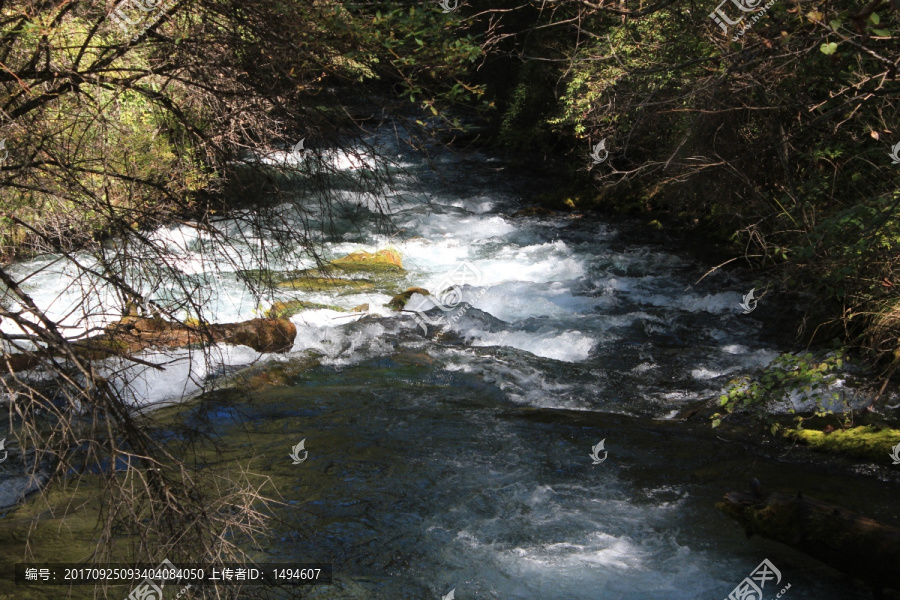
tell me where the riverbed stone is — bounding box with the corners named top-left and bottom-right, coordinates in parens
top-left (0, 473), bottom-right (47, 510)
top-left (387, 287), bottom-right (431, 310)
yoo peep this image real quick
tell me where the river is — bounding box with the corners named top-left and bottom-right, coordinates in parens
top-left (2, 128), bottom-right (895, 599)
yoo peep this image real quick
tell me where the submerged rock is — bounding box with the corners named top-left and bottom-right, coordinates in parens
top-left (0, 473), bottom-right (47, 510)
top-left (276, 276), bottom-right (374, 292)
top-left (387, 287), bottom-right (430, 311)
top-left (266, 300), bottom-right (345, 319)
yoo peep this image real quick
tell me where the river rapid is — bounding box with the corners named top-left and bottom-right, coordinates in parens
top-left (4, 129), bottom-right (898, 600)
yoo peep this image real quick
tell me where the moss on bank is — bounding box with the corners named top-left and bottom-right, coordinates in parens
top-left (782, 425), bottom-right (900, 462)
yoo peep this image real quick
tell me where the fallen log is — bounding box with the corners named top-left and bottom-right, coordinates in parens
top-left (717, 489), bottom-right (900, 590)
top-left (2, 315), bottom-right (297, 373)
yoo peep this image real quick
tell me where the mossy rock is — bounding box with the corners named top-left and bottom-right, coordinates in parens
top-left (244, 250), bottom-right (403, 293)
top-left (782, 425), bottom-right (900, 462)
top-left (276, 276), bottom-right (374, 292)
top-left (387, 287), bottom-right (430, 311)
top-left (330, 248), bottom-right (404, 273)
top-left (266, 300), bottom-right (345, 319)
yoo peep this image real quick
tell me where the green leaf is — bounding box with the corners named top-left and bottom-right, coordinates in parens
top-left (872, 29), bottom-right (891, 37)
top-left (820, 42), bottom-right (838, 55)
top-left (869, 12), bottom-right (880, 24)
top-left (830, 19), bottom-right (843, 30)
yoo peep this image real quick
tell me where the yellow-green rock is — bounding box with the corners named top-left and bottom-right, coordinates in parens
top-left (276, 276), bottom-right (374, 292)
top-left (782, 425), bottom-right (900, 462)
top-left (387, 287), bottom-right (430, 310)
top-left (266, 300), bottom-right (345, 319)
top-left (330, 248), bottom-right (404, 272)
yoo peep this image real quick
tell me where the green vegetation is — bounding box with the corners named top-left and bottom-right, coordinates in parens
top-left (474, 0), bottom-right (900, 376)
top-left (782, 425), bottom-right (900, 461)
top-left (711, 350), bottom-right (848, 430)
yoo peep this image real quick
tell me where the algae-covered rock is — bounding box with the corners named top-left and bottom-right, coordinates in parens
top-left (266, 300), bottom-right (345, 319)
top-left (781, 425), bottom-right (900, 462)
top-left (241, 249), bottom-right (406, 294)
top-left (387, 287), bottom-right (430, 311)
top-left (350, 303), bottom-right (369, 313)
top-left (331, 248), bottom-right (404, 272)
top-left (243, 249), bottom-right (404, 294)
top-left (276, 276), bottom-right (374, 292)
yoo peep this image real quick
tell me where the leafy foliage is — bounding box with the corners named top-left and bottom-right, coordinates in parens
top-left (711, 350), bottom-right (849, 431)
top-left (474, 0), bottom-right (900, 372)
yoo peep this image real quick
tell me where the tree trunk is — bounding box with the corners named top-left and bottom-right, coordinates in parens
top-left (717, 491), bottom-right (900, 590)
top-left (3, 316), bottom-right (297, 373)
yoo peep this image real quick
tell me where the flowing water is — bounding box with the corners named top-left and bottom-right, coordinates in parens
top-left (3, 131), bottom-right (898, 599)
